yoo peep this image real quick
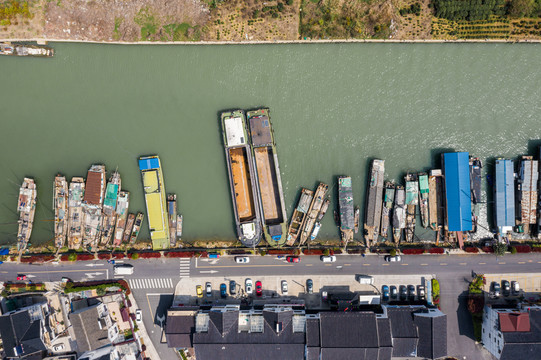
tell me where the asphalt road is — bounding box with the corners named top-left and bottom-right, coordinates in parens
top-left (2, 253), bottom-right (540, 360)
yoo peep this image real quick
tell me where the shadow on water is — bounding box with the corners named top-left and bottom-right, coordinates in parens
top-left (526, 139), bottom-right (541, 157)
top-left (484, 156), bottom-right (498, 232)
top-left (430, 148), bottom-right (456, 169)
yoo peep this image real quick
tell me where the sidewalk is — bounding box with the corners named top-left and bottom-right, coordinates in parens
top-left (128, 293), bottom-right (160, 360)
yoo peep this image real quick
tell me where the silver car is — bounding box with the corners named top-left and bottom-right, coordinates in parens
top-left (206, 282), bottom-right (212, 297)
top-left (245, 278), bottom-right (253, 295)
top-left (235, 256), bottom-right (250, 263)
top-left (281, 280), bottom-right (288, 295)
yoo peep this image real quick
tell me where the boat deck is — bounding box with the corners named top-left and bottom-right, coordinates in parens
top-left (249, 115), bottom-right (273, 146)
top-left (230, 147), bottom-right (255, 222)
top-left (254, 147), bottom-right (283, 224)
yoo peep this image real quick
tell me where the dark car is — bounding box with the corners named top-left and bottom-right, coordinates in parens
top-left (407, 285), bottom-right (416, 300)
top-left (229, 280), bottom-right (236, 296)
top-left (502, 280), bottom-right (510, 297)
top-left (220, 283), bottom-right (227, 298)
top-left (307, 279), bottom-right (313, 294)
top-left (256, 281), bottom-right (262, 297)
top-left (491, 281), bottom-right (501, 298)
top-left (390, 286), bottom-right (398, 300)
top-left (399, 285), bottom-right (407, 301)
top-left (382, 285), bottom-right (390, 302)
top-left (286, 256), bottom-right (301, 263)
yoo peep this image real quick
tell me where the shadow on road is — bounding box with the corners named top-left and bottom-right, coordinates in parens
top-left (457, 289), bottom-right (474, 340)
top-left (154, 294), bottom-right (173, 327)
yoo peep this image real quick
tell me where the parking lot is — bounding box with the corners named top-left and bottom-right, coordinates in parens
top-left (172, 274), bottom-right (433, 309)
top-left (483, 273), bottom-right (541, 302)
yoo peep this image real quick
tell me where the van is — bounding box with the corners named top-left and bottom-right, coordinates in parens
top-left (355, 275), bottom-right (374, 285)
top-left (113, 264), bottom-right (134, 276)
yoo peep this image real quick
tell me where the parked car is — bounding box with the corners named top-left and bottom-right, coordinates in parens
top-left (512, 281), bottom-right (520, 295)
top-left (208, 253), bottom-right (220, 259)
top-left (61, 277), bottom-right (72, 283)
top-left (502, 280), bottom-right (510, 297)
top-left (245, 278), bottom-right (253, 295)
top-left (256, 281), bottom-right (262, 296)
top-left (322, 291), bottom-right (328, 301)
top-left (382, 285), bottom-right (390, 302)
top-left (206, 282), bottom-right (212, 297)
top-left (491, 281), bottom-right (501, 298)
top-left (390, 286), bottom-right (398, 300)
top-left (320, 255), bottom-right (336, 263)
top-left (418, 285), bottom-right (426, 300)
top-left (399, 285), bottom-right (407, 300)
top-left (135, 309), bottom-right (142, 322)
top-left (52, 344), bottom-right (64, 352)
top-left (307, 279), bottom-right (313, 294)
top-left (229, 280), bottom-right (236, 295)
top-left (281, 280), bottom-right (288, 295)
top-left (286, 256), bottom-right (301, 263)
top-left (220, 283), bottom-right (227, 298)
top-left (407, 285), bottom-right (416, 300)
top-left (384, 255), bottom-right (402, 262)
top-left (235, 256), bottom-right (250, 264)
top-left (16, 274), bottom-right (26, 281)
top-left (196, 285), bottom-right (203, 298)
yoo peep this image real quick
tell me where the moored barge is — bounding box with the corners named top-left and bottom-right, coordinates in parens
top-left (53, 175), bottom-right (68, 249)
top-left (364, 159), bottom-right (385, 246)
top-left (221, 110), bottom-right (262, 247)
top-left (405, 173), bottom-right (418, 242)
top-left (428, 169), bottom-right (444, 232)
top-left (129, 212), bottom-right (144, 244)
top-left (310, 197), bottom-right (330, 242)
top-left (17, 178), bottom-right (37, 254)
top-left (67, 177), bottom-right (85, 250)
top-left (299, 183), bottom-right (329, 246)
top-left (392, 185), bottom-right (406, 244)
top-left (247, 108), bottom-right (287, 247)
top-left (123, 213), bottom-right (136, 244)
top-left (287, 188), bottom-right (314, 246)
top-left (100, 171), bottom-right (121, 245)
top-left (168, 194), bottom-right (178, 247)
top-left (82, 164), bottom-right (106, 249)
top-left (380, 182), bottom-right (395, 239)
top-left (1, 42), bottom-right (54, 57)
top-left (517, 155), bottom-right (538, 234)
top-left (113, 191), bottom-right (129, 247)
top-left (418, 172), bottom-right (429, 228)
top-left (338, 176), bottom-right (354, 246)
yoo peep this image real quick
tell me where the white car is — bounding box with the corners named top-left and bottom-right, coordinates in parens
top-left (235, 256), bottom-right (250, 263)
top-left (52, 344), bottom-right (64, 352)
top-left (245, 278), bottom-right (253, 295)
top-left (281, 280), bottom-right (288, 295)
top-left (320, 255), bottom-right (336, 263)
top-left (384, 255), bottom-right (401, 262)
top-left (135, 309), bottom-right (142, 322)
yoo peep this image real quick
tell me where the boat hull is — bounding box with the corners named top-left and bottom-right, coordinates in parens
top-left (54, 175), bottom-right (68, 249)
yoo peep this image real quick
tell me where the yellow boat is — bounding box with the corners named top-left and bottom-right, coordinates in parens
top-left (139, 155), bottom-right (170, 250)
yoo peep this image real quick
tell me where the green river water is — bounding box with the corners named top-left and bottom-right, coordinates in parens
top-left (1, 43), bottom-right (541, 247)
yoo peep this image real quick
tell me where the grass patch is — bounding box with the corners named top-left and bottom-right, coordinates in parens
top-left (134, 7), bottom-right (159, 40)
top-left (163, 22), bottom-right (201, 41)
top-left (113, 16), bottom-right (123, 40)
top-left (472, 313), bottom-right (483, 341)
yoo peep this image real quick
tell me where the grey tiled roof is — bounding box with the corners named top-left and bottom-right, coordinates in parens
top-left (319, 312), bottom-right (378, 348)
top-left (500, 308), bottom-right (541, 360)
top-left (306, 319), bottom-right (320, 347)
top-left (165, 314), bottom-right (194, 348)
top-left (0, 308), bottom-right (46, 358)
top-left (387, 307), bottom-right (418, 338)
top-left (70, 305), bottom-right (109, 353)
top-left (194, 343), bottom-right (304, 360)
top-left (320, 347), bottom-right (391, 360)
top-left (414, 312), bottom-right (447, 359)
top-left (377, 318), bottom-right (392, 347)
top-left (392, 337), bottom-right (418, 357)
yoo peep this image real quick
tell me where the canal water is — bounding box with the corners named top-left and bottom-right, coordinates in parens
top-left (1, 43), bottom-right (541, 246)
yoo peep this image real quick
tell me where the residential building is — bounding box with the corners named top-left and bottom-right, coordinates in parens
top-left (482, 304), bottom-right (541, 360)
top-left (0, 303), bottom-right (53, 359)
top-left (165, 303), bottom-right (447, 360)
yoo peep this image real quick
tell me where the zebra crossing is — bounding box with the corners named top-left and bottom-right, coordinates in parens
top-left (128, 278), bottom-right (174, 289)
top-left (179, 258), bottom-right (191, 278)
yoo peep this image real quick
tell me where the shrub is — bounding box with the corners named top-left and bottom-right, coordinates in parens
top-left (138, 252), bottom-right (161, 259)
top-left (77, 254), bottom-right (95, 261)
top-left (532, 245), bottom-right (541, 253)
top-left (402, 248), bottom-right (425, 255)
top-left (112, 253), bottom-right (125, 259)
top-left (259, 250), bottom-right (267, 256)
top-left (267, 249), bottom-right (294, 255)
top-left (464, 247), bottom-right (479, 253)
top-left (68, 253), bottom-right (77, 262)
top-left (129, 253), bottom-right (140, 260)
top-left (429, 247), bottom-right (445, 254)
top-left (98, 253), bottom-right (112, 260)
top-left (323, 249), bottom-right (330, 256)
top-left (482, 246), bottom-right (494, 253)
top-left (165, 251), bottom-right (193, 258)
top-left (510, 246), bottom-right (518, 254)
top-left (389, 249), bottom-right (397, 257)
top-left (432, 278), bottom-right (440, 300)
top-left (513, 245), bottom-right (531, 253)
top-left (303, 249), bottom-right (324, 255)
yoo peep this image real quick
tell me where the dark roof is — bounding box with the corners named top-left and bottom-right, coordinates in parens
top-left (70, 305), bottom-right (109, 353)
top-left (306, 346), bottom-right (320, 360)
top-left (377, 318), bottom-right (392, 347)
top-left (165, 312), bottom-right (195, 348)
top-left (392, 337), bottom-right (418, 357)
top-left (0, 308), bottom-right (46, 358)
top-left (319, 312), bottom-right (379, 348)
top-left (320, 347), bottom-right (390, 360)
top-left (500, 343), bottom-right (541, 360)
top-left (414, 311), bottom-right (447, 359)
top-left (194, 343), bottom-right (304, 360)
top-left (306, 319), bottom-right (320, 347)
top-left (387, 307), bottom-right (418, 338)
top-left (84, 169), bottom-right (104, 205)
top-left (499, 308), bottom-right (541, 360)
top-left (209, 310), bottom-right (238, 336)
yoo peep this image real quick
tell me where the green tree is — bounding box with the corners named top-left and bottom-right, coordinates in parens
top-left (390, 249), bottom-right (397, 257)
top-left (493, 242), bottom-right (508, 256)
top-left (68, 253), bottom-right (77, 262)
top-left (510, 246), bottom-right (518, 254)
top-left (130, 252), bottom-right (140, 260)
top-left (508, 0), bottom-right (535, 17)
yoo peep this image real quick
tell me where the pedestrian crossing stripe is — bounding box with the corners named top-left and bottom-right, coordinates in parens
top-left (128, 278), bottom-right (174, 289)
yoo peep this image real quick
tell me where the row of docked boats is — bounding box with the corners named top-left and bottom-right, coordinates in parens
top-left (221, 108), bottom-right (287, 247)
top-left (363, 156), bottom-right (483, 246)
top-left (1, 42), bottom-right (54, 57)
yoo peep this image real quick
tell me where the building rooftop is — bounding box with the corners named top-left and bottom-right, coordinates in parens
top-left (0, 304), bottom-right (47, 359)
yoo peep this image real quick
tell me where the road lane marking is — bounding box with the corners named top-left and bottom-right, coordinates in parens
top-left (420, 264), bottom-right (428, 266)
top-left (324, 264), bottom-right (331, 267)
top-left (537, 261), bottom-right (541, 264)
top-left (146, 294), bottom-right (155, 328)
top-left (440, 263), bottom-right (448, 266)
top-left (498, 262), bottom-right (506, 265)
top-left (363, 264), bottom-right (371, 266)
top-left (479, 262), bottom-right (486, 265)
top-left (518, 262), bottom-right (526, 264)
top-left (344, 264), bottom-right (351, 266)
top-left (401, 264), bottom-right (408, 266)
top-left (24, 269), bottom-right (101, 274)
top-left (459, 263), bottom-right (467, 265)
top-left (196, 264), bottom-right (295, 268)
top-left (305, 264), bottom-right (313, 266)
top-left (382, 264), bottom-right (389, 266)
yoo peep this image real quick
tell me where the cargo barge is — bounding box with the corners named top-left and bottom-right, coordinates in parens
top-left (139, 155), bottom-right (170, 250)
top-left (392, 185), bottom-right (406, 244)
top-left (418, 172), bottom-right (429, 228)
top-left (177, 215), bottom-right (183, 240)
top-left (82, 164), bottom-right (106, 249)
top-left (129, 212), bottom-right (144, 244)
top-left (404, 173), bottom-right (418, 242)
top-left (1, 42), bottom-right (54, 57)
top-left (53, 175), bottom-right (68, 249)
top-left (469, 157), bottom-right (482, 204)
top-left (364, 159), bottom-right (385, 246)
top-left (247, 108), bottom-right (287, 247)
top-left (100, 171), bottom-right (121, 245)
top-left (17, 178), bottom-right (37, 254)
top-left (310, 197), bottom-right (330, 242)
top-left (428, 170), bottom-right (444, 232)
top-left (168, 194), bottom-right (178, 247)
top-left (517, 155), bottom-right (538, 234)
top-left (380, 182), bottom-right (395, 239)
top-left (113, 191), bottom-right (129, 247)
top-left (221, 110), bottom-right (262, 247)
top-left (123, 213), bottom-right (136, 244)
top-left (299, 183), bottom-right (329, 246)
top-left (67, 177), bottom-right (85, 250)
top-left (338, 176), bottom-right (354, 246)
top-left (286, 188), bottom-right (314, 246)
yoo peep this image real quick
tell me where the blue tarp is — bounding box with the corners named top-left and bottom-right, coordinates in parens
top-left (495, 160), bottom-right (515, 229)
top-left (138, 157), bottom-right (160, 171)
top-left (0, 248), bottom-right (9, 256)
top-left (443, 152), bottom-right (472, 231)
